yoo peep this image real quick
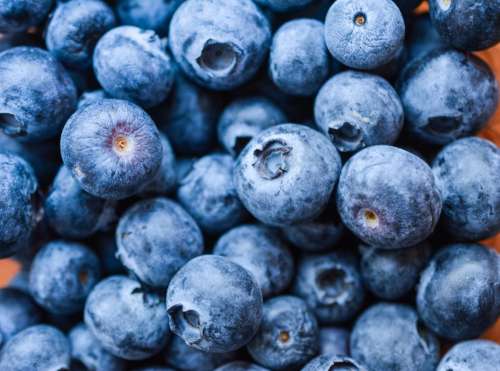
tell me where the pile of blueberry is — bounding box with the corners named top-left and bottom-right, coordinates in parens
top-left (0, 0), bottom-right (499, 370)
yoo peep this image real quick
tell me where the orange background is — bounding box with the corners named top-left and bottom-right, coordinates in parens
top-left (0, 2), bottom-right (498, 343)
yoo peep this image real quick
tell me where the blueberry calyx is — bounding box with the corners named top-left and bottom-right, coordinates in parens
top-left (328, 121), bottom-right (364, 152)
top-left (315, 267), bottom-right (352, 305)
top-left (253, 139), bottom-right (291, 180)
top-left (197, 40), bottom-right (241, 75)
top-left (168, 304), bottom-right (203, 345)
top-left (330, 360), bottom-right (361, 370)
top-left (425, 115), bottom-right (462, 136)
top-left (0, 113), bottom-right (27, 137)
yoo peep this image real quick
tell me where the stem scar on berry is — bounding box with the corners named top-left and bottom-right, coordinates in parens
top-left (363, 209), bottom-right (379, 228)
top-left (354, 12), bottom-right (367, 26)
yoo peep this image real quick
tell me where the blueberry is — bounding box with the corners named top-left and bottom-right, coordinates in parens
top-left (314, 71), bottom-right (404, 153)
top-left (0, 288), bottom-right (42, 342)
top-left (397, 49), bottom-right (498, 145)
top-left (437, 340), bottom-right (500, 371)
top-left (359, 241), bottom-right (432, 300)
top-left (270, 19), bottom-right (329, 96)
top-left (117, 0), bottom-right (183, 36)
top-left (45, 165), bottom-right (116, 239)
top-left (29, 240), bottom-right (101, 314)
top-left (85, 275), bottom-right (170, 360)
top-left (175, 157), bottom-right (197, 188)
top-left (432, 137), bottom-right (500, 241)
top-left (429, 0), bottom-right (500, 51)
top-left (166, 255), bottom-right (262, 353)
top-left (337, 145), bottom-right (442, 248)
top-left (324, 0), bottom-right (405, 70)
top-left (318, 327), bottom-right (350, 356)
top-left (293, 251), bottom-right (365, 324)
top-left (116, 197), bottom-right (204, 288)
top-left (406, 14), bottom-right (447, 63)
top-left (0, 47), bottom-right (77, 142)
top-left (302, 355), bottom-right (367, 371)
top-left (0, 325), bottom-right (70, 371)
top-left (60, 99), bottom-right (163, 200)
top-left (213, 224), bottom-right (294, 298)
top-left (93, 233), bottom-right (126, 276)
top-left (69, 322), bottom-right (126, 371)
top-left (169, 0), bottom-right (271, 90)
top-left (140, 133), bottom-right (177, 195)
top-left (153, 72), bottom-right (221, 156)
top-left (93, 26), bottom-right (174, 108)
top-left (218, 97), bottom-right (287, 156)
top-left (351, 303), bottom-right (440, 371)
top-left (234, 124), bottom-right (341, 226)
top-left (46, 0), bottom-right (116, 70)
top-left (0, 0), bottom-right (52, 33)
top-left (0, 153), bottom-right (38, 258)
top-left (417, 243), bottom-right (500, 341)
top-left (165, 334), bottom-right (239, 371)
top-left (177, 154), bottom-right (247, 235)
top-left (215, 362), bottom-right (270, 371)
top-left (247, 295), bottom-right (319, 370)
top-left (77, 89), bottom-right (108, 110)
top-left (254, 0), bottom-right (315, 12)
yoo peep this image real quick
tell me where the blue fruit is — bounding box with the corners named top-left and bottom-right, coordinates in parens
top-left (437, 340), bottom-right (500, 371)
top-left (247, 295), bottom-right (319, 370)
top-left (0, 47), bottom-right (77, 142)
top-left (397, 49), bottom-right (498, 145)
top-left (432, 137), bottom-right (500, 241)
top-left (177, 154), bottom-right (247, 235)
top-left (84, 275), bottom-right (170, 360)
top-left (359, 241), bottom-right (433, 300)
top-left (0, 0), bottom-right (52, 33)
top-left (140, 133), bottom-right (177, 195)
top-left (337, 145), bottom-right (442, 248)
top-left (406, 14), bottom-right (447, 63)
top-left (46, 0), bottom-right (116, 70)
top-left (417, 243), bottom-right (500, 341)
top-left (93, 26), bottom-right (174, 108)
top-left (0, 288), bottom-right (42, 342)
top-left (116, 197), bottom-right (204, 288)
top-left (0, 325), bottom-right (70, 370)
top-left (93, 233), bottom-right (126, 276)
top-left (166, 255), bottom-right (262, 353)
top-left (0, 153), bottom-right (38, 258)
top-left (117, 0), bottom-right (184, 36)
top-left (69, 323), bottom-right (126, 371)
top-left (77, 89), bottom-right (108, 110)
top-left (218, 97), bottom-right (287, 156)
top-left (324, 0), bottom-right (405, 70)
top-left (169, 0), bottom-right (271, 90)
top-left (45, 165), bottom-right (116, 239)
top-left (302, 355), bottom-right (367, 371)
top-left (60, 99), bottom-right (163, 200)
top-left (270, 19), bottom-right (329, 96)
top-left (351, 303), bottom-right (440, 371)
top-left (429, 0), bottom-right (500, 51)
top-left (234, 124), bottom-right (341, 226)
top-left (315, 71), bottom-right (404, 153)
top-left (29, 240), bottom-right (101, 314)
top-left (213, 224), bottom-right (294, 298)
top-left (293, 251), bottom-right (365, 324)
top-left (254, 0), bottom-right (315, 12)
top-left (318, 327), bottom-right (350, 356)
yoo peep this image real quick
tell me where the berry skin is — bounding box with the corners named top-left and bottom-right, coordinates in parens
top-left (318, 327), bottom-right (350, 356)
top-left (169, 0), bottom-right (271, 90)
top-left (0, 153), bottom-right (38, 258)
top-left (29, 240), bottom-right (101, 315)
top-left (406, 14), bottom-right (446, 63)
top-left (46, 0), bottom-right (117, 70)
top-left (0, 0), bottom-right (52, 33)
top-left (60, 99), bottom-right (163, 200)
top-left (69, 323), bottom-right (126, 371)
top-left (234, 124), bottom-right (341, 226)
top-left (45, 165), bottom-right (116, 239)
top-left (116, 198), bottom-right (204, 288)
top-left (177, 154), bottom-right (247, 235)
top-left (0, 47), bottom-right (77, 142)
top-left (351, 303), bottom-right (440, 371)
top-left (337, 145), bottom-right (442, 249)
top-left (293, 251), bottom-right (365, 324)
top-left (429, 0), bottom-right (500, 51)
top-left (437, 340), bottom-right (500, 371)
top-left (0, 325), bottom-right (71, 371)
top-left (140, 133), bottom-right (177, 195)
top-left (397, 49), bottom-right (498, 145)
top-left (93, 26), bottom-right (174, 108)
top-left (324, 0), bottom-right (405, 70)
top-left (218, 97), bottom-right (287, 156)
top-left (0, 288), bottom-right (42, 342)
top-left (302, 355), bottom-right (367, 371)
top-left (270, 19), bottom-right (330, 96)
top-left (215, 362), bottom-right (269, 371)
top-left (432, 137), bottom-right (500, 241)
top-left (314, 71), bottom-right (404, 153)
top-left (213, 224), bottom-right (294, 298)
top-left (247, 295), bottom-right (319, 370)
top-left (84, 275), bottom-right (170, 360)
top-left (417, 243), bottom-right (500, 341)
top-left (166, 255), bottom-right (263, 353)
top-left (254, 0), bottom-right (315, 12)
